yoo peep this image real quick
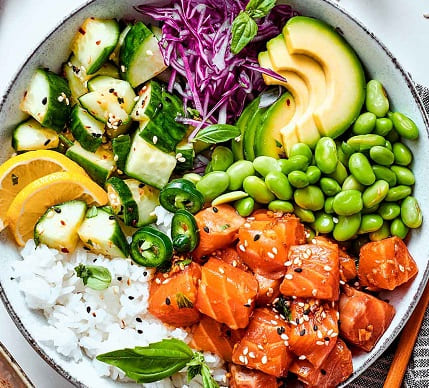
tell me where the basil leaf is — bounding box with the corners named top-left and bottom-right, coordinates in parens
top-left (246, 0), bottom-right (277, 18)
top-left (193, 124), bottom-right (241, 144)
top-left (230, 11), bottom-right (258, 54)
top-left (186, 352), bottom-right (219, 388)
top-left (75, 264), bottom-right (112, 290)
top-left (201, 364), bottom-right (219, 388)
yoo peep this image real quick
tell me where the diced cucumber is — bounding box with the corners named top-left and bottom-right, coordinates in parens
top-left (109, 24), bottom-right (132, 65)
top-left (125, 179), bottom-right (159, 227)
top-left (150, 25), bottom-right (163, 41)
top-left (120, 22), bottom-right (167, 88)
top-left (78, 206), bottom-right (129, 258)
top-left (137, 119), bottom-right (178, 153)
top-left (20, 69), bottom-right (71, 132)
top-left (66, 142), bottom-right (115, 185)
top-left (106, 177), bottom-right (139, 226)
top-left (175, 142), bottom-right (194, 172)
top-left (12, 118), bottom-right (59, 152)
top-left (112, 134), bottom-right (131, 172)
top-left (125, 134), bottom-right (176, 189)
top-left (71, 18), bottom-right (119, 75)
top-left (130, 80), bottom-right (162, 122)
top-left (70, 105), bottom-right (105, 152)
top-left (34, 200), bottom-right (87, 253)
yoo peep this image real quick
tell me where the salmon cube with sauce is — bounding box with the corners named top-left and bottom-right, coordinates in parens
top-left (358, 236), bottom-right (418, 290)
top-left (230, 365), bottom-right (279, 388)
top-left (255, 274), bottom-right (281, 306)
top-left (339, 248), bottom-right (357, 282)
top-left (232, 308), bottom-right (294, 377)
top-left (339, 285), bottom-right (395, 352)
top-left (196, 258), bottom-right (258, 329)
top-left (148, 262), bottom-right (201, 327)
top-left (211, 247), bottom-right (249, 272)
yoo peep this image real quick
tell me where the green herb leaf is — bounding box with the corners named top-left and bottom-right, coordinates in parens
top-left (86, 206), bottom-right (98, 218)
top-left (176, 292), bottom-right (194, 309)
top-left (186, 352), bottom-right (219, 388)
top-left (273, 294), bottom-right (292, 321)
top-left (230, 11), bottom-right (258, 54)
top-left (75, 264), bottom-right (112, 290)
top-left (193, 124), bottom-right (241, 144)
top-left (246, 0), bottom-right (277, 18)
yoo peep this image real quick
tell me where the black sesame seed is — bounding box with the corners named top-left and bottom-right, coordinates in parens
top-left (10, 277), bottom-right (15, 281)
top-left (93, 258), bottom-right (97, 262)
top-left (213, 207), bottom-right (218, 213)
top-left (117, 97), bottom-right (125, 104)
top-left (109, 88), bottom-right (115, 93)
top-left (277, 326), bottom-right (285, 335)
top-left (109, 215), bottom-right (116, 220)
top-left (303, 309), bottom-right (310, 315)
top-left (86, 306), bottom-right (91, 313)
top-left (244, 304), bottom-right (251, 308)
top-left (137, 330), bottom-right (143, 334)
top-left (294, 268), bottom-right (303, 273)
top-left (136, 317), bottom-right (142, 322)
top-left (253, 234), bottom-right (261, 241)
top-left (313, 325), bottom-right (318, 331)
top-left (324, 337), bottom-right (330, 342)
top-left (321, 369), bottom-right (327, 375)
top-left (117, 277), bottom-right (122, 281)
top-left (300, 329), bottom-right (306, 336)
top-left (128, 296), bottom-right (135, 300)
top-left (143, 271), bottom-right (148, 276)
top-left (54, 207), bottom-right (62, 213)
top-left (203, 226), bottom-right (210, 233)
top-left (138, 183), bottom-right (145, 188)
top-left (44, 139), bottom-right (51, 146)
top-left (83, 246), bottom-right (90, 251)
top-left (165, 297), bottom-right (171, 305)
top-left (226, 329), bottom-right (232, 337)
top-left (296, 318), bottom-right (300, 324)
top-left (42, 97), bottom-right (47, 105)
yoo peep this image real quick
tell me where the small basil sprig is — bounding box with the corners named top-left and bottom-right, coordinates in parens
top-left (193, 124), bottom-right (240, 144)
top-left (96, 339), bottom-right (219, 387)
top-left (75, 264), bottom-right (112, 290)
top-left (231, 0), bottom-right (277, 54)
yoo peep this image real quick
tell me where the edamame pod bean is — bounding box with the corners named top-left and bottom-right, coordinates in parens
top-left (358, 214), bottom-right (384, 234)
top-left (391, 112), bottom-right (419, 140)
top-left (312, 213), bottom-right (335, 234)
top-left (226, 160), bottom-right (255, 190)
top-left (342, 175), bottom-right (365, 192)
top-left (288, 171), bottom-right (309, 188)
top-left (196, 171), bottom-right (229, 202)
top-left (349, 153), bottom-right (376, 185)
top-left (212, 191), bottom-right (248, 206)
top-left (352, 112), bottom-right (377, 135)
top-left (337, 142), bottom-right (349, 165)
top-left (362, 180), bottom-right (389, 208)
top-left (243, 176), bottom-right (275, 204)
top-left (327, 161), bottom-right (348, 185)
top-left (183, 173), bottom-right (202, 185)
top-left (234, 197), bottom-right (254, 217)
top-left (253, 156), bottom-right (281, 177)
top-left (401, 196), bottom-right (422, 228)
top-left (333, 190), bottom-right (363, 216)
top-left (385, 140), bottom-right (393, 151)
top-left (333, 213), bottom-right (362, 241)
top-left (324, 197), bottom-right (335, 214)
top-left (278, 155), bottom-right (309, 175)
top-left (385, 185), bottom-right (412, 202)
top-left (386, 128), bottom-right (400, 142)
top-left (320, 177), bottom-right (342, 196)
top-left (372, 165), bottom-right (397, 187)
top-left (369, 146), bottom-right (395, 166)
top-left (378, 203), bottom-right (401, 220)
top-left (347, 134), bottom-right (386, 152)
top-left (392, 142), bottom-right (413, 166)
top-left (294, 207), bottom-right (315, 223)
top-left (374, 117), bottom-right (393, 136)
top-left (390, 218), bottom-right (409, 239)
top-left (369, 221), bottom-right (390, 241)
top-left (289, 143), bottom-right (313, 161)
top-left (390, 165), bottom-right (415, 186)
top-left (366, 80), bottom-right (390, 117)
top-left (211, 146), bottom-right (234, 171)
top-left (306, 166), bottom-right (322, 184)
top-left (341, 141), bottom-right (355, 157)
top-left (268, 200), bottom-right (294, 213)
top-left (362, 204), bottom-right (380, 214)
top-left (205, 162), bottom-right (213, 174)
top-left (265, 171), bottom-right (293, 200)
top-left (315, 137), bottom-right (337, 174)
top-left (294, 185), bottom-right (325, 211)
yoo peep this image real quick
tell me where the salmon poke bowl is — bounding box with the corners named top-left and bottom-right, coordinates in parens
top-left (0, 0), bottom-right (429, 387)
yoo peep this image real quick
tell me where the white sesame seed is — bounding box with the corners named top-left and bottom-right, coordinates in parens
top-left (257, 344), bottom-right (264, 350)
top-left (331, 332), bottom-right (338, 338)
top-left (261, 355), bottom-right (268, 364)
top-left (243, 347), bottom-right (248, 355)
top-left (316, 341), bottom-right (324, 346)
top-left (232, 260), bottom-right (237, 267)
top-left (271, 320), bottom-right (278, 325)
top-left (238, 355), bottom-right (245, 363)
top-left (281, 334), bottom-right (288, 340)
top-left (298, 302), bottom-right (305, 307)
top-left (113, 154), bottom-right (119, 161)
top-left (284, 261), bottom-right (292, 266)
top-left (244, 240), bottom-right (248, 247)
top-left (327, 329), bottom-right (333, 336)
top-left (399, 264), bottom-right (405, 272)
top-left (340, 280), bottom-right (345, 285)
top-left (354, 281), bottom-right (360, 287)
top-left (267, 252), bottom-right (275, 259)
top-left (153, 136), bottom-right (158, 144)
top-left (317, 331), bottom-right (323, 339)
top-left (312, 289), bottom-right (318, 296)
top-left (298, 355), bottom-right (306, 360)
top-left (305, 248), bottom-right (312, 256)
top-left (155, 278), bottom-right (161, 284)
top-left (134, 95), bottom-right (140, 101)
top-left (289, 320), bottom-right (297, 326)
top-left (121, 65), bottom-right (126, 72)
top-left (219, 267), bottom-right (225, 274)
top-left (272, 247), bottom-right (278, 254)
top-left (303, 315), bottom-right (310, 322)
top-left (239, 244), bottom-right (246, 252)
top-left (285, 274), bottom-right (293, 280)
top-left (146, 49), bottom-right (154, 56)
top-left (244, 223), bottom-right (251, 228)
top-left (57, 95), bottom-right (64, 102)
top-left (248, 352), bottom-right (256, 359)
top-left (333, 217), bottom-right (339, 223)
top-left (324, 265), bottom-right (332, 271)
top-left (247, 299), bottom-right (252, 305)
top-left (178, 157), bottom-right (186, 163)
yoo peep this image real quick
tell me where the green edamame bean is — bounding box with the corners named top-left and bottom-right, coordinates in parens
top-left (294, 207), bottom-right (315, 223)
top-left (385, 140), bottom-right (393, 151)
top-left (391, 112), bottom-right (419, 140)
top-left (294, 186), bottom-right (325, 211)
top-left (358, 214), bottom-right (384, 234)
top-left (385, 185), bottom-right (412, 202)
top-left (305, 227), bottom-right (316, 242)
top-left (196, 171), bottom-right (230, 202)
top-left (205, 162), bottom-right (213, 174)
top-left (401, 196), bottom-right (422, 228)
top-left (333, 213), bottom-right (362, 241)
top-left (315, 137), bottom-right (337, 174)
top-left (211, 146), bottom-right (234, 171)
top-left (306, 166), bottom-right (321, 184)
top-left (374, 117), bottom-right (393, 136)
top-left (369, 146), bottom-right (395, 166)
top-left (362, 180), bottom-right (389, 208)
top-left (312, 213), bottom-right (335, 234)
top-left (342, 175), bottom-right (365, 192)
top-left (390, 218), bottom-right (409, 239)
top-left (324, 197), bottom-right (335, 214)
top-left (278, 155), bottom-right (309, 175)
top-left (253, 156), bottom-right (281, 177)
top-left (372, 165), bottom-right (397, 187)
top-left (268, 200), bottom-right (294, 213)
top-left (392, 142), bottom-right (413, 166)
top-left (341, 141), bottom-right (355, 157)
top-left (265, 171), bottom-right (293, 200)
top-left (333, 190), bottom-right (363, 215)
top-left (349, 153), bottom-right (376, 185)
top-left (328, 162), bottom-right (348, 185)
top-left (352, 112), bottom-right (377, 135)
top-left (337, 142), bottom-right (349, 165)
top-left (366, 80), bottom-right (390, 117)
top-left (390, 165), bottom-right (415, 186)
top-left (212, 191), bottom-right (248, 206)
top-left (369, 221), bottom-right (390, 241)
top-left (183, 173), bottom-right (202, 185)
top-left (288, 171), bottom-right (309, 188)
top-left (378, 203), bottom-right (401, 220)
top-left (362, 204), bottom-right (380, 214)
top-left (289, 143), bottom-right (313, 161)
top-left (243, 176), bottom-right (275, 204)
top-left (226, 160), bottom-right (255, 191)
top-left (386, 128), bottom-right (400, 143)
top-left (347, 134), bottom-right (386, 152)
top-left (320, 177), bottom-right (342, 196)
top-left (234, 197), bottom-right (255, 217)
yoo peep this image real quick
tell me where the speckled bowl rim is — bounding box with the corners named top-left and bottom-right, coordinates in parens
top-left (1, 1), bottom-right (429, 387)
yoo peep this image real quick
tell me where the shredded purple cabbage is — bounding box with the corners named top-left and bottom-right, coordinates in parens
top-left (136, 0), bottom-right (297, 134)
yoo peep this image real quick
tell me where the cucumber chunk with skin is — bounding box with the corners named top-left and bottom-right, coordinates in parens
top-left (106, 177), bottom-right (139, 226)
top-left (20, 69), bottom-right (71, 132)
top-left (109, 24), bottom-right (132, 65)
top-left (78, 206), bottom-right (129, 258)
top-left (34, 200), bottom-right (87, 253)
top-left (112, 135), bottom-right (131, 172)
top-left (71, 18), bottom-right (119, 75)
top-left (12, 118), bottom-right (59, 151)
top-left (70, 105), bottom-right (105, 152)
top-left (175, 142), bottom-right (194, 172)
top-left (126, 179), bottom-right (160, 227)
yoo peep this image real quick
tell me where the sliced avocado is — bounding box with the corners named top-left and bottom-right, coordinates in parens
top-left (243, 105), bottom-right (268, 161)
top-left (283, 16), bottom-right (365, 139)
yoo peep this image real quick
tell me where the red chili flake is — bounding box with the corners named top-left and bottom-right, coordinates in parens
top-left (60, 220), bottom-right (66, 226)
top-left (79, 27), bottom-right (86, 35)
top-left (61, 248), bottom-right (69, 253)
top-left (96, 40), bottom-right (101, 45)
top-left (286, 99), bottom-right (291, 106)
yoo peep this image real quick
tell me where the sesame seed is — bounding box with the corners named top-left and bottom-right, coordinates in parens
top-left (298, 302), bottom-right (305, 307)
top-left (178, 157), bottom-right (186, 163)
top-left (267, 252), bottom-right (275, 259)
top-left (327, 329), bottom-right (333, 336)
top-left (312, 289), bottom-right (318, 296)
top-left (239, 244), bottom-right (246, 252)
top-left (244, 240), bottom-right (248, 247)
top-left (271, 320), bottom-right (278, 325)
top-left (354, 281), bottom-right (360, 287)
top-left (399, 264), bottom-right (405, 272)
top-left (134, 95), bottom-right (140, 101)
top-left (257, 344), bottom-right (264, 350)
top-left (285, 274), bottom-right (293, 280)
top-left (137, 330), bottom-right (143, 334)
top-left (284, 261), bottom-right (292, 266)
top-left (244, 223), bottom-right (251, 228)
top-left (128, 296), bottom-right (134, 300)
top-left (340, 280), bottom-right (345, 285)
top-left (146, 49), bottom-right (154, 56)
top-left (294, 268), bottom-right (303, 273)
top-left (243, 347), bottom-right (248, 355)
top-left (298, 355), bottom-right (306, 360)
top-left (219, 267), bottom-right (225, 274)
top-left (57, 95), bottom-right (64, 102)
top-left (165, 297), bottom-right (171, 305)
top-left (232, 260), bottom-right (237, 267)
top-left (153, 136), bottom-right (158, 144)
top-left (316, 341), bottom-right (324, 346)
top-left (155, 278), bottom-right (161, 284)
top-left (121, 65), bottom-right (126, 72)
top-left (261, 356), bottom-right (268, 364)
top-left (289, 320), bottom-right (297, 326)
top-left (248, 352), bottom-right (256, 359)
top-left (281, 333), bottom-right (288, 340)
top-left (204, 226), bottom-right (210, 233)
top-left (324, 265), bottom-right (332, 271)
top-left (331, 332), bottom-right (338, 338)
top-left (317, 331), bottom-right (323, 339)
top-left (253, 234), bottom-right (260, 241)
top-left (284, 341), bottom-right (289, 346)
top-left (86, 306), bottom-right (91, 313)
top-left (238, 355), bottom-right (245, 363)
top-left (272, 247), bottom-right (278, 254)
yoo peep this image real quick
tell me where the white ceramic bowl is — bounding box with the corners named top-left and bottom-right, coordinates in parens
top-left (1, 1), bottom-right (428, 387)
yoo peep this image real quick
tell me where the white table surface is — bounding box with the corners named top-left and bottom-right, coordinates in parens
top-left (1, 1), bottom-right (429, 387)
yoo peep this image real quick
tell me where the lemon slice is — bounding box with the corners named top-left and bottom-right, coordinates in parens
top-left (6, 171), bottom-right (108, 246)
top-left (0, 150), bottom-right (87, 231)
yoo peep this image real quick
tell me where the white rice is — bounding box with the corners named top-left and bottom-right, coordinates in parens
top-left (11, 206), bottom-right (227, 387)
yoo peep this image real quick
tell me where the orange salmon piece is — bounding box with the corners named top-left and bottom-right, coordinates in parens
top-left (255, 273), bottom-right (281, 306)
top-left (230, 364), bottom-right (279, 388)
